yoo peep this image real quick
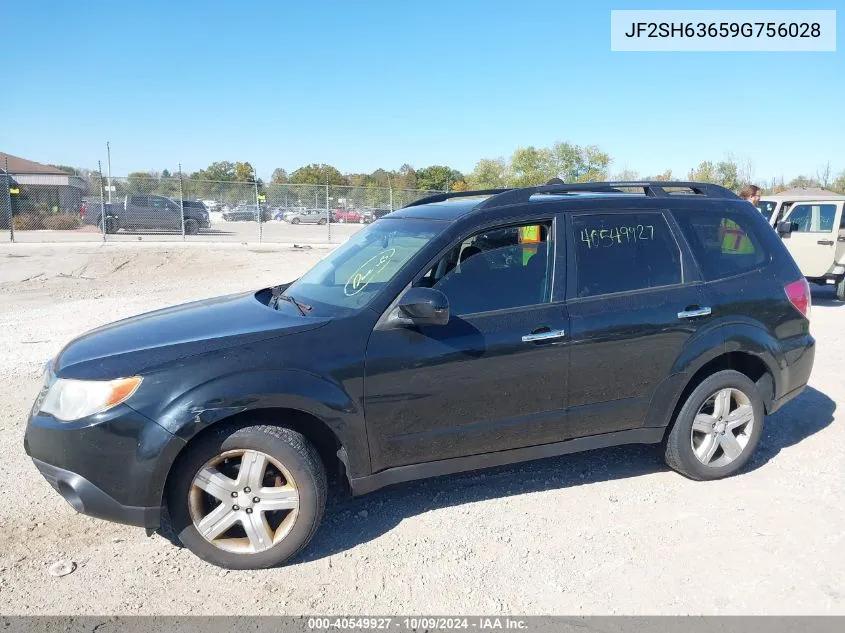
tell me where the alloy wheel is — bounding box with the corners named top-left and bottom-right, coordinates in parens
top-left (188, 449), bottom-right (299, 553)
top-left (690, 388), bottom-right (755, 467)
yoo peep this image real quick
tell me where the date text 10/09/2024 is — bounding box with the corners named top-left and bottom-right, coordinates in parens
top-left (306, 617), bottom-right (528, 630)
top-left (624, 22), bottom-right (821, 39)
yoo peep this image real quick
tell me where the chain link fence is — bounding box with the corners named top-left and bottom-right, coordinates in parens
top-left (1, 169), bottom-right (443, 244)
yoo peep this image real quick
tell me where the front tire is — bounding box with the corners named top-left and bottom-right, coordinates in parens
top-left (836, 276), bottom-right (845, 301)
top-left (184, 219), bottom-right (199, 235)
top-left (664, 370), bottom-right (764, 481)
top-left (166, 425), bottom-right (326, 569)
top-left (318, 218), bottom-right (327, 225)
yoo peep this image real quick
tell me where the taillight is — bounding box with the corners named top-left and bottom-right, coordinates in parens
top-left (80, 203), bottom-right (86, 219)
top-left (784, 278), bottom-right (811, 318)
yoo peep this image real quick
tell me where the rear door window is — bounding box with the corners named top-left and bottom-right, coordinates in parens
top-left (571, 212), bottom-right (682, 298)
top-left (672, 209), bottom-right (768, 281)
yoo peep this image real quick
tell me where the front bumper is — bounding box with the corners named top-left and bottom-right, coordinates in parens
top-left (24, 404), bottom-right (186, 529)
top-left (31, 458), bottom-right (158, 528)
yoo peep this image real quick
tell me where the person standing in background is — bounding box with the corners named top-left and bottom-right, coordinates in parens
top-left (739, 184), bottom-right (761, 207)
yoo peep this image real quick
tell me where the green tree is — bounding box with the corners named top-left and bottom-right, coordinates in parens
top-left (190, 161), bottom-right (237, 181)
top-left (468, 158), bottom-right (509, 189)
top-left (613, 169), bottom-right (640, 181)
top-left (271, 168), bottom-right (288, 184)
top-left (127, 171), bottom-right (157, 193)
top-left (395, 164), bottom-right (417, 190)
top-left (508, 147), bottom-right (554, 187)
top-left (289, 163), bottom-right (348, 186)
top-left (416, 165), bottom-right (464, 191)
top-left (161, 168), bottom-right (172, 178)
top-left (831, 170), bottom-right (845, 194)
top-left (549, 142), bottom-right (611, 182)
top-left (715, 160), bottom-right (739, 191)
top-left (789, 175), bottom-right (820, 189)
top-left (48, 164), bottom-right (78, 175)
top-left (234, 161), bottom-right (256, 183)
top-left (648, 169), bottom-right (673, 181)
top-left (688, 161), bottom-right (718, 184)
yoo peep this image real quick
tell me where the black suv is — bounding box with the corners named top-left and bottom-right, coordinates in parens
top-left (24, 181), bottom-right (815, 569)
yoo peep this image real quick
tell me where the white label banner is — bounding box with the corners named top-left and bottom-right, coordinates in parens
top-left (610, 10), bottom-right (836, 51)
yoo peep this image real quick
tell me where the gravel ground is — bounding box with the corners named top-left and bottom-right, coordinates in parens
top-left (0, 243), bottom-right (843, 615)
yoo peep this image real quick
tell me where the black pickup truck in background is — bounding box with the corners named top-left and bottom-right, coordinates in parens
top-left (81, 195), bottom-right (210, 234)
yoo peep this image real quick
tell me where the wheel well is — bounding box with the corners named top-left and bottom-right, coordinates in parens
top-left (163, 407), bottom-right (345, 501)
top-left (665, 352), bottom-right (773, 437)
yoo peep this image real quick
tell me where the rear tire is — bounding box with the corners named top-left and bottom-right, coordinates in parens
top-left (166, 424), bottom-right (326, 569)
top-left (664, 370), bottom-right (764, 481)
top-left (836, 276), bottom-right (845, 301)
top-left (318, 218), bottom-right (327, 225)
top-left (291, 218), bottom-right (300, 225)
top-left (184, 219), bottom-right (199, 235)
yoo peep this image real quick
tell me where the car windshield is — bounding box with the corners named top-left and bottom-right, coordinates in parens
top-left (757, 200), bottom-right (778, 221)
top-left (282, 219), bottom-right (444, 315)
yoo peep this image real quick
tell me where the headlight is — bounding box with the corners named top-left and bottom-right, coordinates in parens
top-left (39, 376), bottom-right (142, 422)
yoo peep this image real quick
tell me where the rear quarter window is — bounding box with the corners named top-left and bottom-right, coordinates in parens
top-left (672, 208), bottom-right (768, 281)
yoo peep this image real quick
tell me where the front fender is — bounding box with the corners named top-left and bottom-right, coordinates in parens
top-left (153, 369), bottom-right (370, 477)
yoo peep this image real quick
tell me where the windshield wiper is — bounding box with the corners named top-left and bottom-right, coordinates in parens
top-left (270, 287), bottom-right (311, 316)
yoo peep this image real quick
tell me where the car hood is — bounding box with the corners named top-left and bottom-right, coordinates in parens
top-left (53, 290), bottom-right (330, 379)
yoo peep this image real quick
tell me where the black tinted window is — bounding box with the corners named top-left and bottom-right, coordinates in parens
top-left (129, 195), bottom-right (147, 207)
top-left (672, 209), bottom-right (767, 281)
top-left (419, 223), bottom-right (552, 315)
top-left (573, 213), bottom-right (682, 298)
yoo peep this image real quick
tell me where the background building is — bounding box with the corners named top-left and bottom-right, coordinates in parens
top-left (1, 151), bottom-right (87, 224)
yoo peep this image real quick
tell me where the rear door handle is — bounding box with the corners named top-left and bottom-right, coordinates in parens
top-left (817, 240), bottom-right (835, 246)
top-left (522, 329), bottom-right (566, 343)
top-left (678, 307), bottom-right (712, 319)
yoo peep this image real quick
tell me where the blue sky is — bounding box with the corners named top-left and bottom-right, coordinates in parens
top-left (1, 0), bottom-right (842, 183)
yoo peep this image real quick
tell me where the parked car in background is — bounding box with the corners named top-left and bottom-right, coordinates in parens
top-left (80, 200), bottom-right (122, 229)
top-left (332, 208), bottom-right (363, 224)
top-left (86, 195), bottom-right (210, 234)
top-left (272, 207), bottom-right (305, 222)
top-left (223, 204), bottom-right (272, 222)
top-left (284, 208), bottom-right (329, 225)
top-left (360, 207), bottom-right (394, 224)
top-left (773, 197), bottom-right (845, 300)
top-left (201, 200), bottom-right (221, 212)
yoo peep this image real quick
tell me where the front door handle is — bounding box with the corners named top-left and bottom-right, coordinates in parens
top-left (678, 307), bottom-right (712, 319)
top-left (522, 329), bottom-right (566, 343)
top-left (817, 239), bottom-right (835, 246)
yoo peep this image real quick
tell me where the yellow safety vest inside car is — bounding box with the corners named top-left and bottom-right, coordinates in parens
top-left (518, 225), bottom-right (541, 265)
top-left (719, 219), bottom-right (754, 255)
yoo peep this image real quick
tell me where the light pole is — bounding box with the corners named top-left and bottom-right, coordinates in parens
top-left (106, 141), bottom-right (113, 203)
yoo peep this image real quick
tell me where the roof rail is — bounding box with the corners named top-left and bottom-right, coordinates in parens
top-left (474, 181), bottom-right (740, 211)
top-left (402, 188), bottom-right (512, 208)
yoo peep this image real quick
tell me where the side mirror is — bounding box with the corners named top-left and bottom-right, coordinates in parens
top-left (395, 287), bottom-right (449, 326)
top-left (776, 220), bottom-right (794, 236)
